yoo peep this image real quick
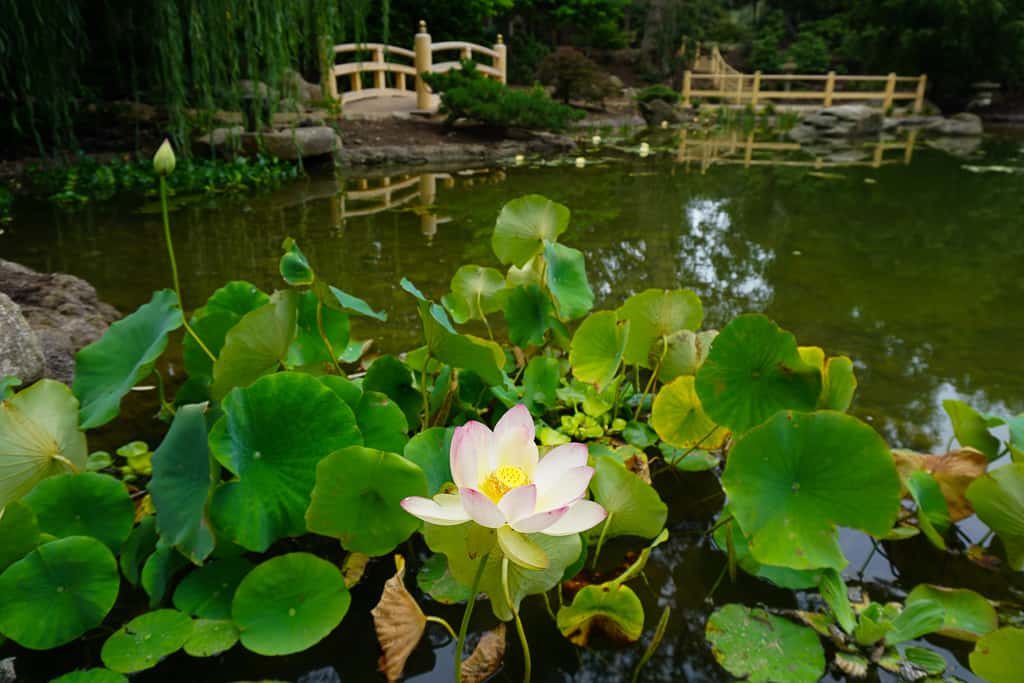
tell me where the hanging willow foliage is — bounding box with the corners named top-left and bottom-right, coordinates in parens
top-left (0, 0), bottom-right (372, 155)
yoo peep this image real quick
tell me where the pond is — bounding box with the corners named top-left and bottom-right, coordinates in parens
top-left (3, 132), bottom-right (1024, 681)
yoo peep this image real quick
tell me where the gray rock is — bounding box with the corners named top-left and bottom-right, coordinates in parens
top-left (608, 74), bottom-right (624, 90)
top-left (638, 98), bottom-right (684, 126)
top-left (926, 136), bottom-right (983, 158)
top-left (931, 112), bottom-right (983, 136)
top-left (790, 105), bottom-right (883, 141)
top-left (0, 292), bottom-right (44, 384)
top-left (281, 69), bottom-right (322, 104)
top-left (0, 259), bottom-right (120, 385)
top-left (297, 667), bottom-right (341, 683)
top-left (0, 657), bottom-right (15, 683)
top-left (243, 126), bottom-right (343, 162)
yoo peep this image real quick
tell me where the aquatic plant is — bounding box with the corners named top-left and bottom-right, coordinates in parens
top-left (0, 145), bottom-right (1022, 682)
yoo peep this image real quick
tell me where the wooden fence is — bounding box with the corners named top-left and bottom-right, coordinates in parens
top-left (676, 129), bottom-right (919, 174)
top-left (324, 20), bottom-right (507, 110)
top-left (683, 46), bottom-right (927, 113)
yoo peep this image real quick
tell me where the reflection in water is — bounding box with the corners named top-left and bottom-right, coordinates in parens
top-left (3, 141), bottom-right (1023, 682)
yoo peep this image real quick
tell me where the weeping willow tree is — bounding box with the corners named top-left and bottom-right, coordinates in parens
top-left (1, 0), bottom-right (385, 156)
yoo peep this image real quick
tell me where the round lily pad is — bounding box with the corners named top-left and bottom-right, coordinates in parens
top-left (695, 314), bottom-right (821, 433)
top-left (101, 609), bottom-right (194, 673)
top-left (305, 446), bottom-right (428, 556)
top-left (183, 619), bottom-right (239, 657)
top-left (650, 376), bottom-right (728, 449)
top-left (617, 288), bottom-right (703, 367)
top-left (442, 264), bottom-right (507, 324)
top-left (23, 472), bottom-right (134, 551)
top-left (492, 194), bottom-right (570, 267)
top-left (355, 391), bottom-right (409, 455)
top-left (51, 669), bottom-right (128, 683)
top-left (722, 410), bottom-right (900, 571)
top-left (172, 557), bottom-right (253, 619)
top-left (0, 500), bottom-right (40, 572)
top-left (232, 552), bottom-right (350, 656)
top-left (0, 536), bottom-right (119, 649)
top-left (403, 427), bottom-right (454, 496)
top-left (706, 604), bottom-right (825, 683)
top-left (569, 310), bottom-right (629, 390)
top-left (970, 626), bottom-right (1024, 683)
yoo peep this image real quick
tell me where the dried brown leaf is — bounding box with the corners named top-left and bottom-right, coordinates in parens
top-left (372, 555), bottom-right (426, 683)
top-left (461, 623), bottom-right (506, 683)
top-left (892, 447), bottom-right (987, 521)
top-left (342, 552), bottom-right (371, 588)
top-left (623, 452), bottom-right (651, 484)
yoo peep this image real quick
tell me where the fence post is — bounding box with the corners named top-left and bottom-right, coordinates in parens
top-left (414, 20), bottom-right (433, 110)
top-left (373, 47), bottom-right (386, 90)
top-left (824, 71), bottom-right (836, 107)
top-left (493, 34), bottom-right (507, 84)
top-left (682, 71), bottom-right (692, 106)
top-left (914, 74), bottom-right (927, 114)
top-left (750, 70), bottom-right (761, 108)
top-left (735, 74), bottom-right (744, 105)
top-left (882, 72), bottom-right (896, 111)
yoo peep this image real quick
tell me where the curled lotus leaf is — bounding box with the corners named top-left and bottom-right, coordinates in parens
top-left (371, 555), bottom-right (426, 683)
top-left (966, 463), bottom-right (1024, 570)
top-left (905, 584), bottom-right (997, 642)
top-left (543, 241), bottom-right (594, 321)
top-left (943, 399), bottom-right (1002, 461)
top-left (442, 264), bottom-right (508, 324)
top-left (492, 194), bottom-right (570, 267)
top-left (651, 376), bottom-right (728, 450)
top-left (569, 310), bottom-right (629, 391)
top-left (893, 447), bottom-right (987, 521)
top-left (461, 623), bottom-right (507, 683)
top-left (617, 288), bottom-right (704, 368)
top-left (556, 583), bottom-right (645, 646)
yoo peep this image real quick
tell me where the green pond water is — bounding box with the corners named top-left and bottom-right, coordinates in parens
top-left (3, 134), bottom-right (1024, 681)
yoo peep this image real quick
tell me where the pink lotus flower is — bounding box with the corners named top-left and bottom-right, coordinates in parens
top-left (401, 405), bottom-right (607, 566)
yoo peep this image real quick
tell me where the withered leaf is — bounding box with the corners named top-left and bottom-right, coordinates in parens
top-left (372, 555), bottom-right (426, 683)
top-left (461, 623), bottom-right (506, 683)
top-left (892, 448), bottom-right (987, 521)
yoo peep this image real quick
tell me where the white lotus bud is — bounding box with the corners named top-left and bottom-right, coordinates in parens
top-left (153, 139), bottom-right (176, 176)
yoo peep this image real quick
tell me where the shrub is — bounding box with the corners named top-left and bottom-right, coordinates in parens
top-left (509, 32), bottom-right (551, 85)
top-left (636, 84), bottom-right (681, 105)
top-left (535, 48), bottom-right (618, 106)
top-left (424, 60), bottom-right (585, 132)
top-left (787, 29), bottom-right (831, 73)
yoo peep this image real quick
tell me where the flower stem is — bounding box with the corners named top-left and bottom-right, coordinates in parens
top-left (502, 556), bottom-right (531, 683)
top-left (454, 551), bottom-right (489, 683)
top-left (160, 175), bottom-right (215, 363)
top-left (420, 354), bottom-right (431, 431)
top-left (315, 300), bottom-right (345, 375)
top-left (426, 615), bottom-right (458, 640)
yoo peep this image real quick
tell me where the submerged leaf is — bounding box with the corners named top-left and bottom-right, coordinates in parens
top-left (100, 609), bottom-right (193, 673)
top-left (372, 555), bottom-right (426, 683)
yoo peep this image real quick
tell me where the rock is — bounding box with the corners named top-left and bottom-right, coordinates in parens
top-left (0, 259), bottom-right (120, 385)
top-left (931, 112), bottom-right (983, 136)
top-left (336, 133), bottom-right (575, 166)
top-left (0, 292), bottom-right (44, 384)
top-left (638, 98), bottom-right (684, 126)
top-left (239, 79), bottom-right (272, 98)
top-left (790, 105), bottom-right (883, 141)
top-left (608, 74), bottom-right (624, 90)
top-left (0, 657), bottom-right (15, 683)
top-left (282, 69), bottom-right (322, 104)
top-left (194, 126), bottom-right (245, 156)
top-left (926, 136), bottom-right (983, 158)
top-left (297, 667), bottom-right (341, 683)
top-left (243, 126), bottom-right (343, 162)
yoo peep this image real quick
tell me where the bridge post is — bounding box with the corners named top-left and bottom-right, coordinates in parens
top-left (750, 71), bottom-right (761, 108)
top-left (823, 71), bottom-right (836, 107)
top-left (913, 74), bottom-right (927, 113)
top-left (320, 41), bottom-right (339, 102)
top-left (882, 72), bottom-right (897, 111)
top-left (415, 20), bottom-right (433, 111)
top-left (682, 70), bottom-right (692, 106)
top-left (493, 35), bottom-right (507, 84)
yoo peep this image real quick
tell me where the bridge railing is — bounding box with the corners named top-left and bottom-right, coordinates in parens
top-left (325, 20), bottom-right (507, 110)
top-left (683, 46), bottom-right (927, 113)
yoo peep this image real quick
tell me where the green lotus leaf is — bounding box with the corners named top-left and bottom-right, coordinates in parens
top-left (284, 291), bottom-right (349, 369)
top-left (722, 410), bottom-right (901, 571)
top-left (944, 399), bottom-right (1002, 461)
top-left (231, 552), bottom-right (350, 656)
top-left (210, 290), bottom-right (298, 400)
top-left (0, 375), bottom-right (20, 398)
top-left (819, 569), bottom-right (855, 634)
top-left (657, 329), bottom-right (716, 382)
top-left (73, 289), bottom-right (183, 429)
top-left (184, 282), bottom-right (268, 386)
top-left (492, 194), bottom-right (570, 267)
top-left (822, 355), bottom-right (857, 411)
top-left (101, 609), bottom-right (193, 673)
top-left (885, 600), bottom-right (946, 645)
top-left (905, 584), bottom-right (997, 642)
top-left (713, 514), bottom-right (822, 590)
top-left (355, 390), bottom-right (409, 454)
top-left (569, 311), bottom-right (629, 390)
top-left (523, 356), bottom-right (561, 414)
top-left (306, 446), bottom-right (427, 556)
top-left (119, 516), bottom-right (157, 585)
top-left (194, 281), bottom-right (269, 320)
top-left (320, 374), bottom-right (363, 409)
top-left (0, 536), bottom-right (119, 649)
top-left (23, 472), bottom-right (134, 550)
top-left (1006, 414), bottom-right (1024, 461)
top-left (364, 355), bottom-right (421, 427)
top-left (403, 427), bottom-right (454, 496)
top-left (149, 403), bottom-right (216, 563)
top-left (617, 288), bottom-right (703, 367)
top-left (589, 455), bottom-right (667, 541)
top-left (1, 379), bottom-right (87, 508)
top-left (664, 446), bottom-right (719, 472)
top-left (416, 553), bottom-right (473, 604)
top-left (140, 543), bottom-right (189, 607)
top-left (556, 583), bottom-right (644, 646)
top-left (210, 372), bottom-right (362, 551)
top-left (966, 463), bottom-right (1024, 570)
top-left (414, 297), bottom-right (506, 386)
top-left (504, 284), bottom-right (558, 348)
top-left (651, 376), bottom-right (728, 450)
top-left (441, 264), bottom-right (507, 324)
top-left (326, 284), bottom-right (387, 321)
top-left (0, 501), bottom-right (39, 572)
top-left (279, 237), bottom-right (315, 286)
top-left (907, 470), bottom-right (950, 550)
top-left (173, 557), bottom-right (253, 619)
top-left (422, 523), bottom-right (581, 622)
top-left (970, 627), bottom-right (1024, 683)
top-left (543, 241), bottom-right (593, 321)
top-left (706, 604), bottom-right (825, 683)
top-left (183, 618), bottom-right (239, 657)
top-left (51, 669), bottom-right (128, 683)
top-left (695, 314), bottom-right (822, 433)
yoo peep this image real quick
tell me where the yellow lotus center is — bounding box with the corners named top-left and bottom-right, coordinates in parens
top-left (480, 465), bottom-right (529, 503)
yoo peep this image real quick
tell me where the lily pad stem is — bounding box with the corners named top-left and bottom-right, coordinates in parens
top-left (634, 336), bottom-right (668, 421)
top-left (420, 354), bottom-right (431, 431)
top-left (591, 512), bottom-right (614, 569)
top-left (669, 426), bottom-right (722, 467)
top-left (630, 605), bottom-right (671, 683)
top-left (454, 551), bottom-right (489, 683)
top-left (426, 615), bottom-right (458, 640)
top-left (315, 300), bottom-right (345, 376)
top-left (159, 175), bottom-right (216, 363)
top-left (502, 556), bottom-right (532, 683)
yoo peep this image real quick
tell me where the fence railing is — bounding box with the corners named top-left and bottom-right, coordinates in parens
top-left (676, 129), bottom-right (919, 174)
top-left (324, 20), bottom-right (507, 110)
top-left (682, 46), bottom-right (927, 113)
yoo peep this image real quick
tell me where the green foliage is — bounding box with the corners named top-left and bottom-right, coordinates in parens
top-left (536, 47), bottom-right (618, 105)
top-left (636, 85), bottom-right (681, 105)
top-left (424, 60), bottom-right (584, 132)
top-left (706, 604), bottom-right (825, 683)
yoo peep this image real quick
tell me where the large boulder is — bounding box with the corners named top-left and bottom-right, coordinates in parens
top-left (789, 104), bottom-right (883, 141)
top-left (638, 98), bottom-right (684, 126)
top-left (0, 292), bottom-right (45, 384)
top-left (282, 69), bottom-right (322, 104)
top-left (0, 259), bottom-right (120, 385)
top-left (242, 126), bottom-right (342, 162)
top-left (931, 112), bottom-right (983, 136)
